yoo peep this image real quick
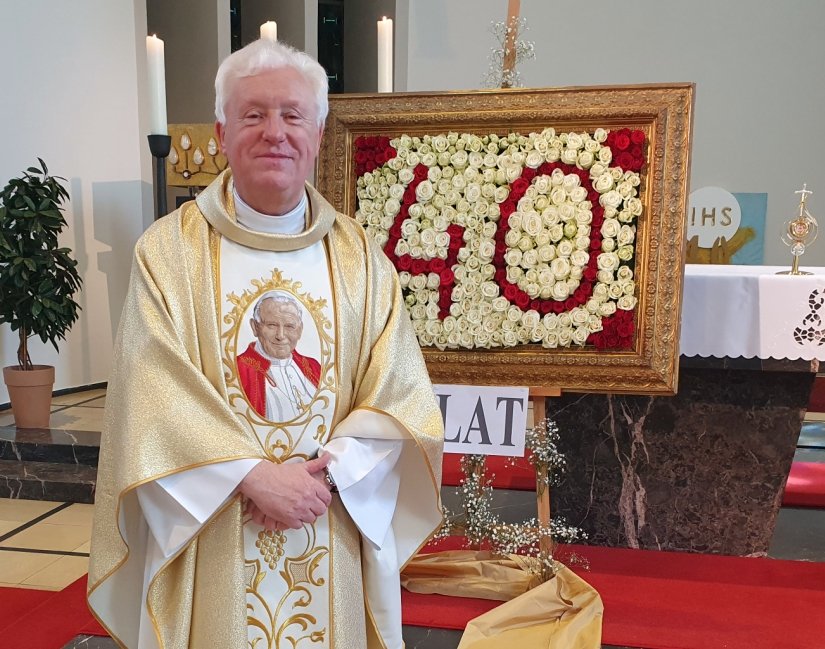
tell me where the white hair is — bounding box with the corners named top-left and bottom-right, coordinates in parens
top-left (215, 39), bottom-right (329, 127)
top-left (253, 292), bottom-right (303, 323)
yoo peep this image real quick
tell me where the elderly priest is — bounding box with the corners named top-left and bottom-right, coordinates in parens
top-left (88, 39), bottom-right (444, 649)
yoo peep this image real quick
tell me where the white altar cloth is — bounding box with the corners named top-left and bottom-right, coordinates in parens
top-left (680, 265), bottom-right (825, 360)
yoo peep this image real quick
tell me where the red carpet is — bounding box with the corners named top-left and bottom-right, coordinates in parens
top-left (3, 547), bottom-right (825, 649)
top-left (403, 537), bottom-right (825, 649)
top-left (0, 576), bottom-right (106, 649)
top-left (783, 461), bottom-right (825, 507)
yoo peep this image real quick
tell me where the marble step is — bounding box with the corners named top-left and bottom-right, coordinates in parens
top-left (0, 426), bottom-right (100, 467)
top-left (0, 458), bottom-right (96, 503)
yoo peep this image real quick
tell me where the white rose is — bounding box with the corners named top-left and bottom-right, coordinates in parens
top-left (599, 191), bottom-right (622, 210)
top-left (598, 147), bottom-right (613, 164)
top-left (587, 314), bottom-right (603, 332)
top-left (478, 240), bottom-right (495, 261)
top-left (504, 248), bottom-right (523, 266)
top-left (415, 181), bottom-right (435, 203)
top-left (571, 249), bottom-right (590, 268)
top-left (601, 238), bottom-right (616, 252)
top-left (542, 207), bottom-right (559, 226)
top-left (617, 245), bottom-right (634, 261)
top-left (522, 249), bottom-right (538, 268)
top-left (538, 244), bottom-right (556, 262)
top-left (593, 173), bottom-right (614, 193)
top-left (577, 151), bottom-right (594, 169)
top-left (506, 306), bottom-right (522, 322)
top-left (597, 252), bottom-right (620, 271)
top-left (558, 313), bottom-right (572, 328)
top-left (608, 282), bottom-right (624, 299)
top-left (569, 186), bottom-right (588, 203)
top-left (560, 148), bottom-right (577, 165)
top-left (522, 211), bottom-right (543, 237)
top-left (597, 269), bottom-right (614, 284)
top-left (572, 325), bottom-right (590, 345)
top-left (557, 239), bottom-right (574, 258)
top-left (627, 197), bottom-right (643, 216)
top-left (566, 133), bottom-right (584, 150)
top-left (558, 204), bottom-right (576, 222)
top-left (422, 152), bottom-right (437, 167)
top-left (551, 257), bottom-right (571, 280)
top-left (525, 150), bottom-right (543, 168)
top-left (401, 221), bottom-right (417, 237)
top-left (558, 328), bottom-right (573, 347)
top-left (617, 295), bottom-right (637, 311)
top-left (450, 150), bottom-right (469, 168)
top-left (571, 308), bottom-right (588, 326)
top-left (622, 279), bottom-right (636, 296)
top-left (601, 218), bottom-right (620, 238)
top-left (548, 223), bottom-right (564, 242)
top-left (575, 235), bottom-right (590, 251)
top-left (617, 266), bottom-right (634, 282)
top-left (502, 331), bottom-right (518, 346)
top-left (598, 301), bottom-right (616, 317)
top-left (617, 225), bottom-right (635, 245)
top-left (494, 186), bottom-right (510, 204)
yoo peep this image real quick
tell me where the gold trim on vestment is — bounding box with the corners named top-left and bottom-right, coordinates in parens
top-left (196, 172), bottom-right (335, 252)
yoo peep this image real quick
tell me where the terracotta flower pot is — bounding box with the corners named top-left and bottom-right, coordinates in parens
top-left (2, 365), bottom-right (55, 429)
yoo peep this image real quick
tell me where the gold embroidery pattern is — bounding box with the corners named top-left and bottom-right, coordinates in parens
top-left (222, 269), bottom-right (336, 459)
top-left (256, 530), bottom-right (286, 570)
top-left (246, 523), bottom-right (330, 649)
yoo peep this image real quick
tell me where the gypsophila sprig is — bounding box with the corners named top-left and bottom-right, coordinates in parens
top-left (526, 418), bottom-right (567, 495)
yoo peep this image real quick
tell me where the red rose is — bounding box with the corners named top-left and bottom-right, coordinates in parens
top-left (606, 132), bottom-right (616, 146)
top-left (503, 284), bottom-right (518, 301)
top-left (431, 258), bottom-right (446, 274)
top-left (552, 302), bottom-right (564, 314)
top-left (500, 201), bottom-right (516, 218)
top-left (615, 133), bottom-right (631, 151)
top-left (521, 168), bottom-right (537, 182)
top-left (539, 162), bottom-right (554, 175)
top-left (414, 164), bottom-right (428, 180)
top-left (540, 302), bottom-right (552, 315)
top-left (590, 237), bottom-right (602, 251)
top-left (411, 259), bottom-right (427, 275)
top-left (399, 204), bottom-right (409, 218)
top-left (389, 223), bottom-right (402, 238)
top-left (447, 224), bottom-right (463, 238)
top-left (588, 190), bottom-right (600, 203)
top-left (564, 297), bottom-right (576, 311)
top-left (403, 187), bottom-right (417, 203)
top-left (515, 292), bottom-right (530, 309)
top-left (355, 151), bottom-right (367, 164)
top-left (630, 130), bottom-right (645, 145)
top-left (397, 255), bottom-right (412, 271)
top-left (495, 269), bottom-right (507, 284)
top-left (379, 136), bottom-right (390, 147)
top-left (511, 178), bottom-right (529, 197)
top-left (530, 299), bottom-right (541, 312)
top-left (605, 333), bottom-right (620, 348)
top-left (354, 136), bottom-right (366, 148)
top-left (617, 318), bottom-right (635, 338)
top-left (584, 267), bottom-right (598, 282)
top-left (617, 152), bottom-right (635, 170)
top-left (439, 269), bottom-right (455, 285)
top-left (630, 145), bottom-right (643, 158)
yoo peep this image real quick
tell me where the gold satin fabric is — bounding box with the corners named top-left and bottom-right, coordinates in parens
top-left (88, 171), bottom-right (443, 648)
top-left (402, 551), bottom-right (603, 649)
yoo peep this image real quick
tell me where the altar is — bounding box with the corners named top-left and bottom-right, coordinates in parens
top-left (551, 264), bottom-right (823, 556)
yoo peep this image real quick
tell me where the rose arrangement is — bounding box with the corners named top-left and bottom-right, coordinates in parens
top-left (354, 127), bottom-right (646, 350)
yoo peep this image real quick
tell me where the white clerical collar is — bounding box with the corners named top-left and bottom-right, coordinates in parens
top-left (254, 341), bottom-right (294, 366)
top-left (234, 190), bottom-right (307, 235)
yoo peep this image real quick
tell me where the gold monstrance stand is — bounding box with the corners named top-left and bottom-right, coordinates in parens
top-left (778, 184), bottom-right (818, 275)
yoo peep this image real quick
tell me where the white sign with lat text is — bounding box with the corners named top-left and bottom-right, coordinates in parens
top-left (433, 384), bottom-right (529, 457)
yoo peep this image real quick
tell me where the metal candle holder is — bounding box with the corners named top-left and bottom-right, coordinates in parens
top-left (147, 134), bottom-right (172, 220)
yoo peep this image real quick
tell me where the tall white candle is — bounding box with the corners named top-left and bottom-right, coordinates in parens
top-left (146, 35), bottom-right (167, 135)
top-left (377, 17), bottom-right (393, 93)
top-left (260, 21), bottom-right (278, 41)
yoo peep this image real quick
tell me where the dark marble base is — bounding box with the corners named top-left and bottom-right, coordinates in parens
top-left (550, 366), bottom-right (814, 556)
top-left (0, 459), bottom-right (96, 503)
top-left (0, 427), bottom-right (100, 466)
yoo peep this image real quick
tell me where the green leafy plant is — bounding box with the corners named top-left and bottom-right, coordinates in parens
top-left (0, 159), bottom-right (82, 370)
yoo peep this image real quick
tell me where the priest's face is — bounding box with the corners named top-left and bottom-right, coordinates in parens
top-left (217, 67), bottom-right (324, 215)
top-left (251, 299), bottom-right (303, 360)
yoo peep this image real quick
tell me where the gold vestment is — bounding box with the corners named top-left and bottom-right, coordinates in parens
top-left (88, 171), bottom-right (444, 648)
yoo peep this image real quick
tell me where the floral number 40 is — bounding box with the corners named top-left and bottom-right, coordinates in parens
top-left (354, 128), bottom-right (646, 351)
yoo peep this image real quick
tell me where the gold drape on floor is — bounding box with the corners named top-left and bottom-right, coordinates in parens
top-left (402, 550), bottom-right (603, 649)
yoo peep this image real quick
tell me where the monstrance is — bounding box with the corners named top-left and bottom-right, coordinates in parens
top-left (778, 184), bottom-right (818, 275)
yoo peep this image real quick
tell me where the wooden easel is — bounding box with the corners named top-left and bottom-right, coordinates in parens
top-left (530, 386), bottom-right (561, 566)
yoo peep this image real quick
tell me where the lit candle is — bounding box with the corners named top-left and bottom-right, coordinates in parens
top-left (377, 16), bottom-right (393, 93)
top-left (260, 21), bottom-right (278, 41)
top-left (146, 35), bottom-right (167, 135)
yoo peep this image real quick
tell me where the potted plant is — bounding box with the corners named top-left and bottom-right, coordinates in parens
top-left (0, 159), bottom-right (82, 428)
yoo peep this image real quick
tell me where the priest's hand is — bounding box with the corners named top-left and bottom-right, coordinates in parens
top-left (239, 455), bottom-right (333, 530)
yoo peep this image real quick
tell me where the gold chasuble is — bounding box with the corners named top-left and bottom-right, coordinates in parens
top-left (88, 171), bottom-right (444, 649)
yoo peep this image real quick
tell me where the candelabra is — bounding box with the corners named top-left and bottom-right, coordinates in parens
top-left (147, 134), bottom-right (172, 220)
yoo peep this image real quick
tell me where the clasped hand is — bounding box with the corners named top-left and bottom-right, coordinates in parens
top-left (240, 454), bottom-right (332, 531)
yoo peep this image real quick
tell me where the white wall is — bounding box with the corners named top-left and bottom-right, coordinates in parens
top-left (402, 0), bottom-right (825, 266)
top-left (0, 1), bottom-right (153, 403)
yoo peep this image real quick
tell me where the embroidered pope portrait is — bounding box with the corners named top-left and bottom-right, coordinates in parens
top-left (236, 290), bottom-right (321, 422)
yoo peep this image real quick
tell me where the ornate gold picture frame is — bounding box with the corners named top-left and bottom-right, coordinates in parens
top-left (319, 84), bottom-right (694, 394)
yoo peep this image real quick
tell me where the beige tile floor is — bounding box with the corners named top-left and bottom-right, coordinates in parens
top-left (0, 501), bottom-right (93, 591)
top-left (0, 388), bottom-right (103, 591)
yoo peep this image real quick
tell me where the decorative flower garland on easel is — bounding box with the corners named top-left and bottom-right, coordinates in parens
top-left (354, 128), bottom-right (646, 351)
top-left (435, 418), bottom-right (584, 580)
